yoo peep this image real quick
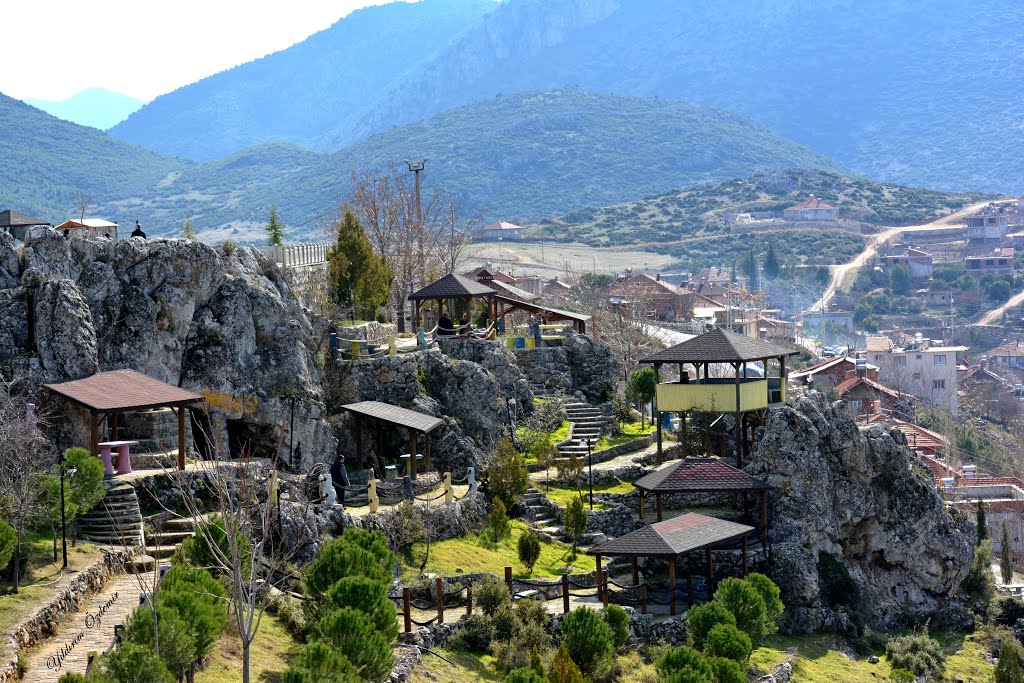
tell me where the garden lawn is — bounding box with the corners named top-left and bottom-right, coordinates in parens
top-left (596, 420), bottom-right (655, 450)
top-left (0, 532), bottom-right (103, 641)
top-left (196, 612), bottom-right (299, 683)
top-left (410, 649), bottom-right (502, 683)
top-left (541, 479), bottom-right (636, 511)
top-left (399, 521), bottom-right (578, 581)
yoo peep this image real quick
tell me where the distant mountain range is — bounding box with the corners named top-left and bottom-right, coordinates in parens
top-left (6, 89), bottom-right (841, 235)
top-left (107, 0), bottom-right (1024, 194)
top-left (25, 88), bottom-right (145, 130)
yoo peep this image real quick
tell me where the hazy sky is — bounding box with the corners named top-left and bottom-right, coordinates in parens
top-left (0, 0), bottom-right (395, 102)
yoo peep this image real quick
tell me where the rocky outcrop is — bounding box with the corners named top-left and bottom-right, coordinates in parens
top-left (747, 393), bottom-right (974, 632)
top-left (511, 330), bottom-right (618, 402)
top-left (11, 229), bottom-right (337, 469)
top-left (436, 337), bottom-right (534, 411)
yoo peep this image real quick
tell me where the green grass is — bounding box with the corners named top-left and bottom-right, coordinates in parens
top-left (399, 521), bottom-right (582, 581)
top-left (0, 531), bottom-right (103, 641)
top-left (196, 612), bottom-right (300, 683)
top-left (596, 420), bottom-right (656, 450)
top-left (410, 649), bottom-right (502, 683)
top-left (540, 479), bottom-right (636, 511)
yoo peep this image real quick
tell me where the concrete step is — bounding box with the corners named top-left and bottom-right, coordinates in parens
top-left (539, 525), bottom-right (565, 536)
top-left (150, 530), bottom-right (194, 543)
top-left (159, 517), bottom-right (195, 531)
top-left (129, 555), bottom-right (157, 573)
top-left (145, 545), bottom-right (180, 560)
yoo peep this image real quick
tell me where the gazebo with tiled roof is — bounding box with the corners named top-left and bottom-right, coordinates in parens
top-left (408, 273), bottom-right (497, 331)
top-left (588, 513), bottom-right (755, 615)
top-left (633, 458), bottom-right (772, 540)
top-left (640, 328), bottom-right (798, 464)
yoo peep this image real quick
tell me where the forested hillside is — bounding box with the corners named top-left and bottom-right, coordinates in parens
top-left (109, 0), bottom-right (1024, 193)
top-left (0, 94), bottom-right (187, 223)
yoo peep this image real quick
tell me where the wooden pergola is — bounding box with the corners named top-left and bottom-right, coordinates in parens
top-left (408, 273), bottom-right (497, 330)
top-left (589, 513), bottom-right (754, 615)
top-left (340, 401), bottom-right (443, 480)
top-left (633, 458), bottom-right (772, 542)
top-left (42, 369), bottom-right (205, 471)
top-left (492, 294), bottom-right (589, 334)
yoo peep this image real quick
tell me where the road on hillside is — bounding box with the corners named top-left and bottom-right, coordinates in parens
top-left (648, 324), bottom-right (695, 346)
top-left (808, 201), bottom-right (993, 315)
top-left (978, 290), bottom-right (1024, 326)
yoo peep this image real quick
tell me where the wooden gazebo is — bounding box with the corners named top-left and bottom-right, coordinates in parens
top-left (640, 329), bottom-right (798, 464)
top-left (588, 513), bottom-right (754, 615)
top-left (633, 458), bottom-right (771, 542)
top-left (408, 273), bottom-right (497, 330)
top-left (340, 401), bottom-right (443, 480)
top-left (42, 369), bottom-right (205, 471)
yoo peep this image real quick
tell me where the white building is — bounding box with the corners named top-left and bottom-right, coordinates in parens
top-left (864, 336), bottom-right (967, 415)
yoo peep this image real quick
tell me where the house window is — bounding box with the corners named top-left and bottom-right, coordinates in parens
top-left (849, 400), bottom-right (862, 412)
top-left (913, 373), bottom-right (921, 380)
top-left (896, 356), bottom-right (906, 366)
top-left (934, 355), bottom-right (946, 366)
top-left (874, 355), bottom-right (882, 362)
top-left (933, 379), bottom-right (946, 390)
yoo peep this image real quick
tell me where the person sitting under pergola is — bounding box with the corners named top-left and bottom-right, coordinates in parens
top-left (588, 513), bottom-right (754, 616)
top-left (340, 400), bottom-right (443, 480)
top-left (633, 458), bottom-right (772, 543)
top-left (408, 273), bottom-right (497, 333)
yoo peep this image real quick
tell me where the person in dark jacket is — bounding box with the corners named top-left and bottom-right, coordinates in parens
top-left (131, 221), bottom-right (146, 239)
top-left (438, 310), bottom-right (455, 336)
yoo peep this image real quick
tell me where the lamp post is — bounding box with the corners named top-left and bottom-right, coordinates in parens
top-left (582, 438), bottom-right (594, 510)
top-left (59, 459), bottom-right (77, 569)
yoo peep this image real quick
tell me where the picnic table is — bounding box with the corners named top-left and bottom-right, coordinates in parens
top-left (97, 440), bottom-right (140, 476)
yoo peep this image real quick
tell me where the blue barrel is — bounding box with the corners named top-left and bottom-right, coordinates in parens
top-left (515, 337), bottom-right (526, 349)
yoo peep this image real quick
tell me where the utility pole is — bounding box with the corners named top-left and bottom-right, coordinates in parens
top-left (405, 160), bottom-right (427, 333)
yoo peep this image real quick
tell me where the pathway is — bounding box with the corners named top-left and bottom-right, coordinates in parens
top-left (23, 574), bottom-right (142, 682)
top-left (529, 443), bottom-right (657, 483)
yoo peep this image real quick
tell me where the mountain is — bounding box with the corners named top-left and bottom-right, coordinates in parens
top-left (25, 88), bottom-right (146, 130)
top-left (101, 90), bottom-right (844, 236)
top-left (111, 0), bottom-right (1024, 193)
top-left (109, 0), bottom-right (498, 161)
top-left (0, 93), bottom-right (188, 223)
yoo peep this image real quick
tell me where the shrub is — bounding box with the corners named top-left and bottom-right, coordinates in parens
top-left (490, 437), bottom-right (530, 510)
top-left (548, 642), bottom-right (586, 683)
top-left (517, 596), bottom-right (552, 628)
top-left (996, 640), bottom-right (1024, 683)
top-left (98, 643), bottom-right (174, 683)
top-left (817, 551), bottom-right (859, 608)
top-left (704, 623), bottom-right (751, 663)
top-left (315, 607), bottom-right (393, 682)
top-left (506, 668), bottom-right (546, 683)
top-left (180, 516), bottom-right (251, 581)
top-left (493, 603), bottom-right (524, 641)
top-left (303, 530), bottom-right (394, 620)
top-left (889, 670), bottom-right (915, 683)
top-left (275, 595), bottom-right (310, 639)
top-left (324, 575), bottom-right (399, 641)
top-left (487, 498), bottom-right (511, 542)
top-left (991, 597), bottom-right (1024, 626)
top-left (559, 606), bottom-right (614, 676)
top-left (708, 656), bottom-right (745, 683)
top-left (518, 529), bottom-right (542, 573)
top-left (603, 604), bottom-right (631, 649)
top-left (961, 539), bottom-right (996, 604)
top-left (530, 644), bottom-right (545, 677)
top-left (714, 578), bottom-right (767, 643)
top-left (686, 602), bottom-right (737, 651)
top-left (885, 633), bottom-right (945, 679)
top-left (448, 613), bottom-right (493, 652)
top-left (656, 646), bottom-right (714, 682)
top-left (475, 574), bottom-right (512, 616)
top-left (744, 573), bottom-right (783, 633)
top-left (122, 606), bottom-right (195, 681)
top-left (564, 496), bottom-right (587, 556)
top-left (283, 641), bottom-right (360, 683)
top-left (159, 565), bottom-right (229, 663)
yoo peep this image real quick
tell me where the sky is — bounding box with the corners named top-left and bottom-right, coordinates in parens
top-left (0, 0), bottom-right (395, 102)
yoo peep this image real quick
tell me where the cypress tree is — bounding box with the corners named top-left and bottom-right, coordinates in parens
top-left (266, 205), bottom-right (286, 246)
top-left (743, 250), bottom-right (760, 291)
top-left (1001, 524), bottom-right (1014, 585)
top-left (977, 500), bottom-right (988, 545)
top-left (327, 210), bottom-right (393, 319)
top-left (763, 242), bottom-right (780, 279)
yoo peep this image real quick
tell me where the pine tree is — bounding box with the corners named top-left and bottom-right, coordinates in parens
top-left (977, 500), bottom-right (988, 545)
top-left (1001, 524), bottom-right (1014, 584)
top-left (763, 242), bottom-right (780, 279)
top-left (183, 213), bottom-right (197, 240)
top-left (743, 250), bottom-right (760, 291)
top-left (327, 210), bottom-right (393, 319)
top-left (266, 205), bottom-right (286, 246)
top-left (730, 262), bottom-right (738, 284)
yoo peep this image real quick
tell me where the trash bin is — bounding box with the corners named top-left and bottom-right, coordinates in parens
top-left (515, 337), bottom-right (526, 349)
top-left (384, 464), bottom-right (398, 480)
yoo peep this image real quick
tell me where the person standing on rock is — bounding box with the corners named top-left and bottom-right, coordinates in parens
top-left (131, 221), bottom-right (146, 239)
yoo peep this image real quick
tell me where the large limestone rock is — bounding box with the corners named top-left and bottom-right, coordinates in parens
top-left (747, 393), bottom-right (973, 631)
top-left (11, 229), bottom-right (337, 468)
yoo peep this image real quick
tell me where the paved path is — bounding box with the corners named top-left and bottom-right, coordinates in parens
top-left (529, 443), bottom-right (657, 483)
top-left (23, 574), bottom-right (142, 682)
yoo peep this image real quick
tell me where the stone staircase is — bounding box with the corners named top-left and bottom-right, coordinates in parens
top-left (528, 382), bottom-right (556, 399)
top-left (78, 481), bottom-right (145, 549)
top-left (145, 517), bottom-right (195, 562)
top-left (522, 486), bottom-right (607, 552)
top-left (556, 403), bottom-right (610, 461)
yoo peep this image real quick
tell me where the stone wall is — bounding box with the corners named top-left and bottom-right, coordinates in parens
top-left (435, 337), bottom-right (534, 411)
top-left (511, 331), bottom-right (619, 403)
top-left (0, 550), bottom-right (132, 683)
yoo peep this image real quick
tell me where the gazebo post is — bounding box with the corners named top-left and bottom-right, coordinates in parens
top-left (654, 363), bottom-right (663, 464)
top-left (639, 491), bottom-right (645, 521)
top-left (705, 547), bottom-right (713, 593)
top-left (631, 556), bottom-right (639, 586)
top-left (742, 535), bottom-right (749, 576)
top-left (668, 557), bottom-right (677, 616)
top-left (355, 416), bottom-right (364, 470)
top-left (595, 555), bottom-right (603, 601)
top-left (89, 410), bottom-right (99, 457)
top-left (410, 430), bottom-right (418, 480)
top-left (734, 362), bottom-right (742, 466)
top-left (656, 493), bottom-right (663, 522)
top-left (424, 431), bottom-right (431, 473)
top-left (177, 406), bottom-right (186, 471)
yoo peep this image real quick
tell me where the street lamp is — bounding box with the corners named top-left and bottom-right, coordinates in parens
top-left (581, 438), bottom-right (594, 510)
top-left (59, 458), bottom-right (77, 569)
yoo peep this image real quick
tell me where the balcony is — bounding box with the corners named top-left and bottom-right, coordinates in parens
top-left (656, 378), bottom-right (785, 413)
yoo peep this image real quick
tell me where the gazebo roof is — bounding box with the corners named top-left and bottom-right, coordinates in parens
top-left (408, 273), bottom-right (495, 301)
top-left (43, 369), bottom-right (204, 412)
top-left (0, 210), bottom-right (49, 228)
top-left (587, 513), bottom-right (754, 558)
top-left (640, 328), bottom-right (797, 364)
top-left (341, 401), bottom-right (443, 433)
top-left (633, 458), bottom-right (772, 494)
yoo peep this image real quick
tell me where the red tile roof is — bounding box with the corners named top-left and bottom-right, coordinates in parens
top-left (835, 376), bottom-right (901, 399)
top-left (786, 197), bottom-right (837, 210)
top-left (633, 458), bottom-right (772, 493)
top-left (44, 369), bottom-right (203, 412)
